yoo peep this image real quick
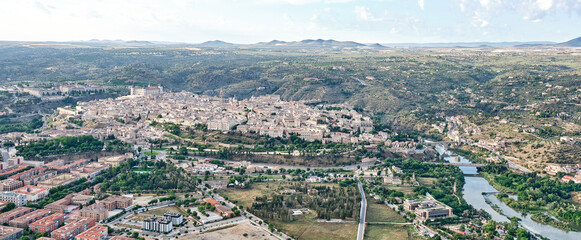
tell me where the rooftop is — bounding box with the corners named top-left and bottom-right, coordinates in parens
top-left (0, 225), bottom-right (23, 238)
top-left (12, 185), bottom-right (48, 195)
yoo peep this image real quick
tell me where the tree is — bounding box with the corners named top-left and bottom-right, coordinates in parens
top-left (1, 202), bottom-right (16, 213)
top-left (516, 228), bottom-right (529, 239)
top-left (179, 146), bottom-right (188, 156)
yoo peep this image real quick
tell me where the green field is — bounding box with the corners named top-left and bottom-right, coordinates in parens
top-left (218, 182), bottom-right (278, 209)
top-left (364, 224), bottom-right (411, 240)
top-left (417, 177), bottom-right (437, 186)
top-left (388, 186), bottom-right (415, 195)
top-left (366, 198), bottom-right (406, 223)
top-left (274, 214), bottom-right (357, 240)
top-left (144, 151), bottom-right (159, 156)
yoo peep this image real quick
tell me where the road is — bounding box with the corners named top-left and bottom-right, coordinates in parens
top-left (428, 162), bottom-right (486, 167)
top-left (357, 180), bottom-right (367, 240)
top-left (217, 158), bottom-right (378, 171)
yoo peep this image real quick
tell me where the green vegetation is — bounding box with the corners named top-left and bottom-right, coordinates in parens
top-left (1, 202), bottom-right (16, 213)
top-left (100, 159), bottom-right (199, 193)
top-left (0, 116), bottom-right (43, 134)
top-left (16, 135), bottom-right (104, 158)
top-left (380, 158), bottom-right (480, 218)
top-left (479, 166), bottom-right (581, 231)
top-left (273, 214), bottom-right (358, 240)
top-left (250, 182), bottom-right (360, 222)
top-left (365, 197), bottom-right (406, 223)
top-left (28, 178), bottom-right (95, 208)
top-left (364, 225), bottom-right (411, 240)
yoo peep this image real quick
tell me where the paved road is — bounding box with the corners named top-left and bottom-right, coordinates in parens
top-left (218, 158), bottom-right (377, 171)
top-left (357, 180), bottom-right (367, 240)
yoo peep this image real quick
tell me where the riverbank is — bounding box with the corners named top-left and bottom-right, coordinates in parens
top-left (442, 145), bottom-right (581, 239)
top-left (481, 173), bottom-right (581, 232)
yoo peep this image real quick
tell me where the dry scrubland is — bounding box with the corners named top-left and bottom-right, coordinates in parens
top-left (179, 220), bottom-right (279, 240)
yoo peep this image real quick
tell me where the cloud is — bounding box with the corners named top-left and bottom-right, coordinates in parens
top-left (458, 0), bottom-right (581, 24)
top-left (418, 0), bottom-right (425, 11)
top-left (257, 0), bottom-right (353, 5)
top-left (353, 6), bottom-right (382, 21)
top-left (34, 1), bottom-right (54, 14)
top-left (354, 6), bottom-right (372, 21)
top-left (536, 0), bottom-right (554, 11)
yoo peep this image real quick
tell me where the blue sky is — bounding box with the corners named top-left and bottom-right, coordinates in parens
top-left (0, 0), bottom-right (579, 43)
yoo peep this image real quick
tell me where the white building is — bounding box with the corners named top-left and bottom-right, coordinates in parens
top-left (0, 191), bottom-right (27, 206)
top-left (163, 212), bottom-right (183, 226)
top-left (143, 216), bottom-right (173, 233)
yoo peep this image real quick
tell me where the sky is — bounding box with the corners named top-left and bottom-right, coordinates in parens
top-left (0, 0), bottom-right (579, 44)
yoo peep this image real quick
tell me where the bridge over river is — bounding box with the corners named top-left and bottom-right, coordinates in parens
top-left (428, 162), bottom-right (487, 167)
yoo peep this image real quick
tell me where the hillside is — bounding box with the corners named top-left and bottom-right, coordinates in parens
top-left (195, 40), bottom-right (237, 48)
top-left (559, 36), bottom-right (581, 47)
top-left (253, 39), bottom-right (366, 48)
top-left (0, 46), bottom-right (580, 130)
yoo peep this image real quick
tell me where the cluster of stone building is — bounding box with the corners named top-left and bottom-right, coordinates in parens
top-left (362, 165), bottom-right (410, 186)
top-left (54, 89), bottom-right (414, 149)
top-left (19, 84), bottom-right (106, 98)
top-left (0, 88), bottom-right (425, 156)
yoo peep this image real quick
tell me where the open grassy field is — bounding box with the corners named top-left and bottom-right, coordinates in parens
top-left (220, 181), bottom-right (359, 239)
top-left (274, 214), bottom-right (357, 240)
top-left (127, 214), bottom-right (150, 221)
top-left (143, 205), bottom-right (185, 216)
top-left (366, 198), bottom-right (406, 223)
top-left (364, 224), bottom-right (411, 240)
top-left (417, 177), bottom-right (437, 186)
top-left (573, 192), bottom-right (581, 207)
top-left (218, 182), bottom-right (280, 209)
top-left (389, 186), bottom-right (415, 195)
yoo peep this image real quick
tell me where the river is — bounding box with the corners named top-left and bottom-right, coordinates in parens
top-left (436, 145), bottom-right (581, 240)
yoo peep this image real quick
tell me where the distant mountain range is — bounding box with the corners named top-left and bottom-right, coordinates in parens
top-left (196, 40), bottom-right (236, 47)
top-left (187, 36), bottom-right (581, 48)
top-left (252, 39), bottom-right (367, 48)
top-left (1, 36), bottom-right (580, 49)
top-left (558, 37), bottom-right (581, 47)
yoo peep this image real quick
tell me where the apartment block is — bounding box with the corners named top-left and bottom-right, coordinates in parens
top-left (0, 207), bottom-right (33, 224)
top-left (37, 174), bottom-right (80, 189)
top-left (74, 225), bottom-right (108, 240)
top-left (0, 179), bottom-right (23, 191)
top-left (30, 213), bottom-right (66, 233)
top-left (0, 191), bottom-right (27, 206)
top-left (12, 185), bottom-right (49, 203)
top-left (142, 216), bottom-right (172, 233)
top-left (99, 195), bottom-right (132, 210)
top-left (51, 217), bottom-right (95, 240)
top-left (0, 225), bottom-right (23, 240)
top-left (163, 212), bottom-right (183, 226)
top-left (8, 209), bottom-right (51, 228)
top-left (79, 204), bottom-right (108, 221)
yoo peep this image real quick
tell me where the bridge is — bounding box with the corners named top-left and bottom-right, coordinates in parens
top-left (423, 140), bottom-right (460, 147)
top-left (428, 162), bottom-right (487, 167)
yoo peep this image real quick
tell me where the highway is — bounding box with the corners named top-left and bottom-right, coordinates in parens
top-left (356, 180), bottom-right (367, 240)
